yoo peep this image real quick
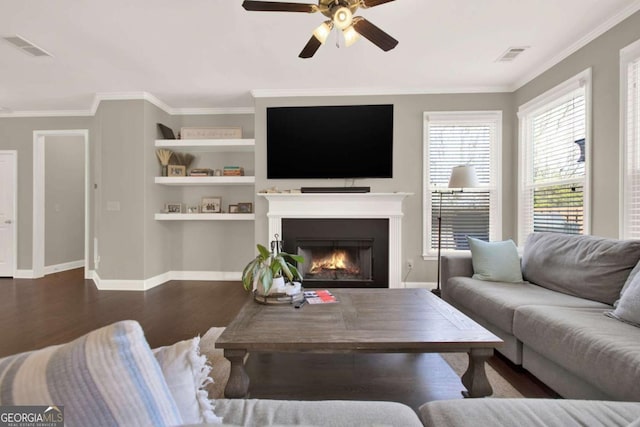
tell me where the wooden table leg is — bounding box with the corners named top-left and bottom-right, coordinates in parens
top-left (461, 348), bottom-right (493, 398)
top-left (224, 349), bottom-right (249, 398)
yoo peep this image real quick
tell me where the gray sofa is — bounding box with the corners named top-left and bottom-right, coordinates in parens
top-left (419, 399), bottom-right (640, 427)
top-left (441, 232), bottom-right (640, 400)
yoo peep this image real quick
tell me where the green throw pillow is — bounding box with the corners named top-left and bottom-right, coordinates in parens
top-left (467, 236), bottom-right (523, 283)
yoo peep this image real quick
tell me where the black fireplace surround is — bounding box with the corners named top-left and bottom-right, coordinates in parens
top-left (282, 218), bottom-right (389, 288)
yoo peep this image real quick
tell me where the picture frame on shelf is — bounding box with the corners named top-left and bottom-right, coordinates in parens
top-left (168, 165), bottom-right (186, 177)
top-left (201, 197), bottom-right (222, 213)
top-left (187, 205), bottom-right (199, 213)
top-left (237, 202), bottom-right (253, 213)
top-left (165, 203), bottom-right (182, 214)
top-left (229, 205), bottom-right (239, 213)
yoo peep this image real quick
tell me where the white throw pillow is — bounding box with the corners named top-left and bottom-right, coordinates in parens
top-left (467, 236), bottom-right (523, 283)
top-left (153, 337), bottom-right (222, 424)
top-left (607, 269), bottom-right (640, 327)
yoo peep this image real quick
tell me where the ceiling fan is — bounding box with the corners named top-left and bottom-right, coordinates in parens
top-left (242, 0), bottom-right (398, 58)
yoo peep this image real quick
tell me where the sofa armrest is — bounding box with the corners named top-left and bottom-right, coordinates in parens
top-left (441, 254), bottom-right (474, 296)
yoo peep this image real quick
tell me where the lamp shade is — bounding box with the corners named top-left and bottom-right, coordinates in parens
top-left (448, 165), bottom-right (479, 188)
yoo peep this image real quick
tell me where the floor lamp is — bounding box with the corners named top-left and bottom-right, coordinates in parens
top-left (432, 165), bottom-right (479, 297)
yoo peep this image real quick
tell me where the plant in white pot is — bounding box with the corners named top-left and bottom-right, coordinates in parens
top-left (242, 243), bottom-right (304, 297)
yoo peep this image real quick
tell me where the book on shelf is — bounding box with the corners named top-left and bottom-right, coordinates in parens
top-left (303, 290), bottom-right (337, 304)
top-left (223, 166), bottom-right (244, 176)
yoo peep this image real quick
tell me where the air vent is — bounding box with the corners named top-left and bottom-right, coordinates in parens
top-left (496, 46), bottom-right (529, 62)
top-left (3, 35), bottom-right (52, 57)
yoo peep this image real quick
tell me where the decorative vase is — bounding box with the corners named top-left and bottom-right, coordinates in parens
top-left (161, 165), bottom-right (168, 176)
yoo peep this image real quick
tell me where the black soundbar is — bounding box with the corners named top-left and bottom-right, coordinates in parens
top-left (301, 187), bottom-right (371, 193)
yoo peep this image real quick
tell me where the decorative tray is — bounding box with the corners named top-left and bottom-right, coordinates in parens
top-left (253, 289), bottom-right (304, 305)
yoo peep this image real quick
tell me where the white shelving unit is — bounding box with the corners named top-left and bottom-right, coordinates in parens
top-left (155, 138), bottom-right (255, 221)
top-left (155, 139), bottom-right (255, 152)
top-left (155, 213), bottom-right (255, 221)
top-left (155, 176), bottom-right (255, 186)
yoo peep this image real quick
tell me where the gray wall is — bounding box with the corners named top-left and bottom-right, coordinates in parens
top-left (254, 94), bottom-right (515, 282)
top-left (94, 100), bottom-right (145, 279)
top-left (44, 135), bottom-right (85, 266)
top-left (514, 10), bottom-right (640, 239)
top-left (0, 116), bottom-right (94, 271)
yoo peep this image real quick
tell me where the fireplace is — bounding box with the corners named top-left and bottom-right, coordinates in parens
top-left (282, 219), bottom-right (388, 288)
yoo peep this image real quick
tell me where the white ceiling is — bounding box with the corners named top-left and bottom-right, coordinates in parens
top-left (1, 0), bottom-right (640, 114)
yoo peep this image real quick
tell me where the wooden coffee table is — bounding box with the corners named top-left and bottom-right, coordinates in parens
top-left (216, 288), bottom-right (502, 399)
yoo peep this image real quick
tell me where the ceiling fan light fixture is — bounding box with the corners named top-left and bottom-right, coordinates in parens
top-left (332, 6), bottom-right (353, 30)
top-left (313, 21), bottom-right (333, 44)
top-left (343, 25), bottom-right (360, 47)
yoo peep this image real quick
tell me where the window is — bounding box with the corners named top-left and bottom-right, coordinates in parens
top-left (621, 40), bottom-right (640, 239)
top-left (518, 69), bottom-right (591, 244)
top-left (423, 111), bottom-right (502, 257)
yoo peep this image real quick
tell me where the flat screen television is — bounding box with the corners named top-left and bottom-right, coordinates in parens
top-left (266, 104), bottom-right (393, 179)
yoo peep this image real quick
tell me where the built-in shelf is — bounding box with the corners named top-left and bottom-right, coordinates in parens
top-left (155, 213), bottom-right (255, 221)
top-left (155, 176), bottom-right (255, 186)
top-left (155, 139), bottom-right (255, 152)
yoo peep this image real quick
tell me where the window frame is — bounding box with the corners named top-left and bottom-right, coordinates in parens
top-left (517, 68), bottom-right (592, 244)
top-left (620, 39), bottom-right (640, 239)
top-left (422, 110), bottom-right (503, 259)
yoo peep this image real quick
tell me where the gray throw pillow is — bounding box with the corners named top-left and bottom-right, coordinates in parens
top-left (616, 260), bottom-right (640, 307)
top-left (607, 271), bottom-right (640, 327)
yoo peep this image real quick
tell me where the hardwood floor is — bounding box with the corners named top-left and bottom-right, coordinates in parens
top-left (0, 268), bottom-right (251, 357)
top-left (0, 269), bottom-right (556, 406)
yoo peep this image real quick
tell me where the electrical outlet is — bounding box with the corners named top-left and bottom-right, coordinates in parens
top-left (407, 259), bottom-right (414, 269)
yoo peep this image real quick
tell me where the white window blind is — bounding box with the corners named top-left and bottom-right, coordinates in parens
top-left (423, 112), bottom-right (501, 256)
top-left (622, 49), bottom-right (640, 239)
top-left (518, 71), bottom-right (590, 243)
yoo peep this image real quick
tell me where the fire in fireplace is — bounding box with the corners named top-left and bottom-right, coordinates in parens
top-left (298, 243), bottom-right (372, 282)
top-left (282, 218), bottom-right (388, 288)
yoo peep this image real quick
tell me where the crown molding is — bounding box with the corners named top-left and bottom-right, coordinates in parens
top-left (510, 0), bottom-right (640, 91)
top-left (171, 107), bottom-right (255, 115)
top-left (0, 92), bottom-right (255, 118)
top-left (0, 109), bottom-right (93, 118)
top-left (251, 86), bottom-right (511, 99)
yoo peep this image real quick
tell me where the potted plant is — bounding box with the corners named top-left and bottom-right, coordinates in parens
top-left (242, 243), bottom-right (304, 297)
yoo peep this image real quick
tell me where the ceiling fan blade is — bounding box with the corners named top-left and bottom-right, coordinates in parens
top-left (242, 1), bottom-right (317, 13)
top-left (299, 35), bottom-right (322, 58)
top-left (352, 17), bottom-right (398, 51)
top-left (360, 0), bottom-right (395, 8)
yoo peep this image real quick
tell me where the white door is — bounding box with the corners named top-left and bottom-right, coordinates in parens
top-left (0, 151), bottom-right (16, 277)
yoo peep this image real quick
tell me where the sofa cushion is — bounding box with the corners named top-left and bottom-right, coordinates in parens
top-left (213, 399), bottom-right (423, 426)
top-left (445, 277), bottom-right (609, 333)
top-left (467, 237), bottom-right (523, 283)
top-left (513, 306), bottom-right (640, 401)
top-left (0, 320), bottom-right (183, 427)
top-left (521, 232), bottom-right (640, 305)
top-left (153, 337), bottom-right (222, 424)
top-left (419, 399), bottom-right (640, 427)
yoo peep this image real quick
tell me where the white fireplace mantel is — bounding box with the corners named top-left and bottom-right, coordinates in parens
top-left (260, 192), bottom-right (412, 288)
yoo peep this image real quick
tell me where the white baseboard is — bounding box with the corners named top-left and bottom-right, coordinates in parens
top-left (169, 271), bottom-right (242, 281)
top-left (44, 260), bottom-right (84, 275)
top-left (91, 270), bottom-right (242, 291)
top-left (14, 269), bottom-right (35, 279)
top-left (404, 281), bottom-right (436, 289)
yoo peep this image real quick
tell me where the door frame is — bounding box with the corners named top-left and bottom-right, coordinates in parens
top-left (32, 130), bottom-right (90, 278)
top-left (0, 150), bottom-right (18, 277)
